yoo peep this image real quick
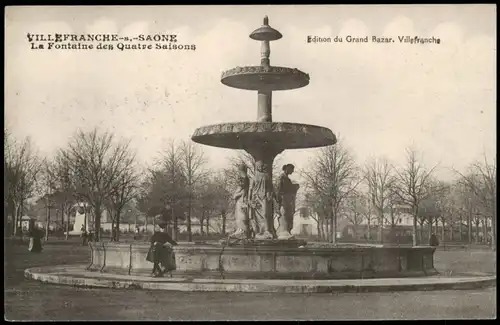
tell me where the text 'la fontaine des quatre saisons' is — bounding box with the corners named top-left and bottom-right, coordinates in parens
top-left (26, 33), bottom-right (197, 51)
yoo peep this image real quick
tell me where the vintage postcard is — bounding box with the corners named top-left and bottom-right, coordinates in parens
top-left (4, 4), bottom-right (496, 321)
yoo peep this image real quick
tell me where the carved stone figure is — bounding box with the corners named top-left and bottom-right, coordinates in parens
top-left (229, 164), bottom-right (250, 239)
top-left (276, 164), bottom-right (300, 240)
top-left (249, 160), bottom-right (275, 239)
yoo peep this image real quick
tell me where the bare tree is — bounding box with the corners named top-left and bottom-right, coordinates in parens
top-left (46, 153), bottom-right (77, 240)
top-left (385, 187), bottom-right (403, 229)
top-left (392, 147), bottom-right (438, 246)
top-left (180, 141), bottom-right (207, 242)
top-left (59, 128), bottom-right (135, 241)
top-left (302, 140), bottom-right (361, 244)
top-left (455, 156), bottom-right (496, 250)
top-left (4, 135), bottom-right (42, 236)
top-left (359, 192), bottom-right (376, 240)
top-left (344, 191), bottom-right (365, 227)
top-left (364, 157), bottom-right (395, 243)
top-left (154, 140), bottom-right (187, 240)
top-left (106, 151), bottom-right (138, 242)
top-left (40, 160), bottom-right (59, 240)
top-left (211, 171), bottom-right (233, 235)
top-left (302, 190), bottom-right (325, 240)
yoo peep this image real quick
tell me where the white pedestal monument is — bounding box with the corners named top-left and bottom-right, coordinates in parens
top-left (68, 203), bottom-right (91, 235)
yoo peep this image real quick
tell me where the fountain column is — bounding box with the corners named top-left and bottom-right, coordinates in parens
top-left (257, 30), bottom-right (272, 123)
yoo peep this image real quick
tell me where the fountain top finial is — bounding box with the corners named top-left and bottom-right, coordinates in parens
top-left (249, 16), bottom-right (282, 41)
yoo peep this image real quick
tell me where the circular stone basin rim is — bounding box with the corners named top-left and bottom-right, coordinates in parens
top-left (191, 122), bottom-right (336, 150)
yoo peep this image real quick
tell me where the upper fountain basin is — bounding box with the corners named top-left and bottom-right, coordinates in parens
top-left (221, 66), bottom-right (310, 91)
top-left (191, 122), bottom-right (336, 150)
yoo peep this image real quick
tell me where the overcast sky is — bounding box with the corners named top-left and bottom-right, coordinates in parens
top-left (5, 5), bottom-right (496, 181)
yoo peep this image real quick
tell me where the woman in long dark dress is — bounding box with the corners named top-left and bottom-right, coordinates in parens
top-left (28, 225), bottom-right (43, 253)
top-left (146, 223), bottom-right (178, 277)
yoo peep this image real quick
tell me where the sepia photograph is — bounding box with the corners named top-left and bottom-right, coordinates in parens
top-left (4, 4), bottom-right (496, 321)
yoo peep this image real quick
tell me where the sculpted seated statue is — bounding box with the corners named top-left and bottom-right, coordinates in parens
top-left (229, 164), bottom-right (250, 239)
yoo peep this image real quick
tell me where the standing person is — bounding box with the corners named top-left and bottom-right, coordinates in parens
top-left (81, 225), bottom-right (87, 246)
top-left (146, 222), bottom-right (178, 277)
top-left (134, 225), bottom-right (140, 240)
top-left (28, 223), bottom-right (43, 253)
top-left (429, 233), bottom-right (439, 247)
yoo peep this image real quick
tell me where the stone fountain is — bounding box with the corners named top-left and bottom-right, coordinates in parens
top-left (192, 16), bottom-right (335, 242)
top-left (84, 17), bottom-right (437, 281)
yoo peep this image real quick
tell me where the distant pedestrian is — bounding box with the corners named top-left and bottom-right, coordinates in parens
top-left (28, 225), bottom-right (43, 253)
top-left (80, 225), bottom-right (88, 246)
top-left (429, 233), bottom-right (439, 247)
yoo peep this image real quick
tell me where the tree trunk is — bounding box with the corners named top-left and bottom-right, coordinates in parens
top-left (428, 217), bottom-right (433, 243)
top-left (459, 215), bottom-right (463, 241)
top-left (18, 202), bottom-right (23, 236)
top-left (200, 211), bottom-right (205, 235)
top-left (491, 199), bottom-right (496, 251)
top-left (45, 203), bottom-right (51, 241)
top-left (316, 217), bottom-right (321, 239)
top-left (221, 212), bottom-right (226, 235)
top-left (475, 220), bottom-right (480, 244)
top-left (367, 218), bottom-right (371, 240)
top-left (206, 212), bottom-right (209, 235)
top-left (172, 206), bottom-right (178, 241)
top-left (467, 211), bottom-right (472, 244)
top-left (441, 218), bottom-right (445, 243)
top-left (324, 217), bottom-right (329, 241)
top-left (94, 206), bottom-right (101, 242)
top-left (84, 207), bottom-right (87, 235)
top-left (116, 210), bottom-right (121, 242)
top-left (111, 218), bottom-right (115, 241)
top-left (65, 206), bottom-right (70, 240)
top-left (331, 213), bottom-right (337, 245)
top-left (12, 203), bottom-right (19, 236)
top-left (187, 204), bottom-right (192, 242)
top-left (61, 204), bottom-right (64, 228)
top-left (482, 218), bottom-right (487, 243)
top-left (412, 207), bottom-right (418, 246)
top-left (377, 211), bottom-right (383, 244)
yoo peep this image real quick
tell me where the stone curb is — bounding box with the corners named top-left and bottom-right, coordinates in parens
top-left (24, 265), bottom-right (496, 294)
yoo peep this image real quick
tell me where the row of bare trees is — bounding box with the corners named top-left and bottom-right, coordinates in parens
top-left (136, 140), bottom-right (235, 242)
top-left (301, 137), bottom-right (496, 250)
top-left (5, 128), bottom-right (495, 250)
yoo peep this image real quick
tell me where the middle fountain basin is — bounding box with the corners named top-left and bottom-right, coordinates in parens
top-left (88, 242), bottom-right (437, 280)
top-left (191, 122), bottom-right (336, 150)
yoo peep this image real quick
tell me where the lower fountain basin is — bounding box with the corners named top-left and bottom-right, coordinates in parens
top-left (88, 242), bottom-right (437, 280)
top-left (191, 122), bottom-right (336, 150)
